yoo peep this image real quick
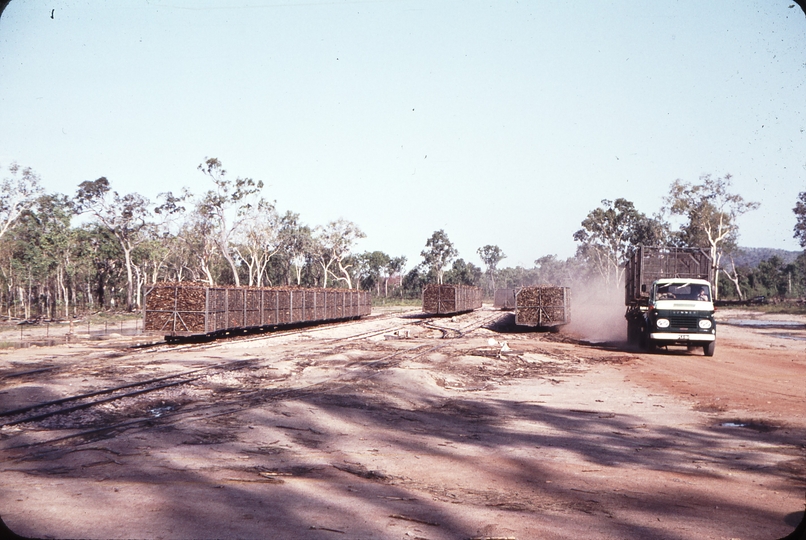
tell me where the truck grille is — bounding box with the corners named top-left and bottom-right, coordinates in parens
top-left (670, 315), bottom-right (698, 329)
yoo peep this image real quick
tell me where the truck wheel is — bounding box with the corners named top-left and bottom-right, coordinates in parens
top-left (640, 329), bottom-right (656, 353)
top-left (627, 320), bottom-right (639, 344)
top-left (703, 341), bottom-right (715, 357)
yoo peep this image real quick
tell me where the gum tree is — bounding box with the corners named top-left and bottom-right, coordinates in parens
top-left (793, 191), bottom-right (806, 248)
top-left (196, 158), bottom-right (264, 287)
top-left (315, 219), bottom-right (365, 289)
top-left (74, 177), bottom-right (150, 311)
top-left (573, 198), bottom-right (666, 288)
top-left (421, 229), bottom-right (458, 285)
top-left (477, 245), bottom-right (506, 294)
top-left (0, 162), bottom-right (43, 241)
top-left (665, 174), bottom-right (759, 300)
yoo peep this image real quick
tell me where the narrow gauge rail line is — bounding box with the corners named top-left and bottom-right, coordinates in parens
top-left (423, 310), bottom-right (505, 338)
top-left (1, 365), bottom-right (60, 379)
top-left (131, 310), bottom-right (408, 354)
top-left (7, 327), bottom-right (464, 453)
top-left (2, 312), bottom-right (414, 389)
top-left (0, 360), bottom-right (253, 428)
top-left (0, 313), bottom-right (426, 432)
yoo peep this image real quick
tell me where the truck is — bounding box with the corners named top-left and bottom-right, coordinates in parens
top-left (624, 246), bottom-right (716, 356)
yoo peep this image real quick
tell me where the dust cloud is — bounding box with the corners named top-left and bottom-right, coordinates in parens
top-left (564, 278), bottom-right (627, 343)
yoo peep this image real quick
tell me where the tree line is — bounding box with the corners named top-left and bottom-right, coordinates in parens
top-left (491, 174), bottom-right (806, 302)
top-left (0, 159), bottom-right (408, 319)
top-left (1, 159), bottom-right (804, 320)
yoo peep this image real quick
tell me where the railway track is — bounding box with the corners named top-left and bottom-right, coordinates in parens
top-left (0, 311), bottom-right (407, 384)
top-left (6, 337), bottom-right (453, 455)
top-left (0, 360), bottom-right (252, 428)
top-left (1, 308), bottom-right (506, 456)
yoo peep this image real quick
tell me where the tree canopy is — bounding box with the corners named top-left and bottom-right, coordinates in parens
top-left (793, 191), bottom-right (806, 248)
top-left (665, 174), bottom-right (759, 299)
top-left (420, 230), bottom-right (458, 285)
top-left (0, 160), bottom-right (798, 320)
top-left (573, 198), bottom-right (666, 288)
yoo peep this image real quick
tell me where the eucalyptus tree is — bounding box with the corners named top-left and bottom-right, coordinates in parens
top-left (2, 209), bottom-right (44, 319)
top-left (793, 191), bottom-right (806, 248)
top-left (354, 251), bottom-right (390, 294)
top-left (444, 258), bottom-right (482, 286)
top-left (315, 219), bottom-right (366, 289)
top-left (140, 190), bottom-right (191, 285)
top-left (277, 211), bottom-right (314, 286)
top-left (0, 195), bottom-right (57, 318)
top-left (534, 255), bottom-right (570, 286)
top-left (196, 158), bottom-right (264, 287)
top-left (401, 266), bottom-right (428, 298)
top-left (573, 198), bottom-right (666, 288)
top-left (31, 194), bottom-right (77, 317)
top-left (233, 199), bottom-right (280, 287)
top-left (179, 208), bottom-right (219, 285)
top-left (384, 256), bottom-right (407, 297)
top-left (75, 177), bottom-right (151, 311)
top-left (421, 229), bottom-right (458, 285)
top-left (0, 163), bottom-right (44, 317)
top-left (0, 162), bottom-right (43, 241)
top-left (75, 223), bottom-right (125, 309)
top-left (477, 245), bottom-right (506, 294)
top-left (665, 174), bottom-right (759, 299)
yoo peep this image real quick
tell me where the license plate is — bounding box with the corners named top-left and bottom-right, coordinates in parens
top-left (677, 334), bottom-right (691, 340)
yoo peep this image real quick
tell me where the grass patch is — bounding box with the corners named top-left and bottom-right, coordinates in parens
top-left (718, 303), bottom-right (806, 315)
top-left (371, 297), bottom-right (422, 308)
top-left (747, 303), bottom-right (806, 315)
top-left (87, 311), bottom-right (142, 323)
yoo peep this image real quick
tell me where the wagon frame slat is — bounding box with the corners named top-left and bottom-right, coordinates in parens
top-left (144, 283), bottom-right (371, 337)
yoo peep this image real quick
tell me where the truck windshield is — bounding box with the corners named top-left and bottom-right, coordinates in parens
top-left (655, 283), bottom-right (710, 301)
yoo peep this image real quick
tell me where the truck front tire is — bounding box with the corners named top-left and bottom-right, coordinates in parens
top-left (639, 328), bottom-right (657, 353)
top-left (703, 341), bottom-right (715, 357)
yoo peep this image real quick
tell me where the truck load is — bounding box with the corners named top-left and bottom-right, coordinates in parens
top-left (624, 246), bottom-right (716, 356)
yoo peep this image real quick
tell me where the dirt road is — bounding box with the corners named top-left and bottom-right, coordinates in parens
top-left (0, 307), bottom-right (804, 539)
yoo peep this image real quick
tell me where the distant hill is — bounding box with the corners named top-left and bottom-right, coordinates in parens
top-left (729, 247), bottom-right (802, 268)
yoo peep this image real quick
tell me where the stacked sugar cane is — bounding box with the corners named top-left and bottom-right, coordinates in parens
top-left (144, 283), bottom-right (207, 332)
top-left (515, 286), bottom-right (570, 327)
top-left (422, 284), bottom-right (482, 315)
top-left (144, 283), bottom-right (371, 336)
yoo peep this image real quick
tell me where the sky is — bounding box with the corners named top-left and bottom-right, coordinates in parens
top-left (1, 0), bottom-right (805, 271)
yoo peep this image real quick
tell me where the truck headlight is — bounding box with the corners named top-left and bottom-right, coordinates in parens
top-left (656, 318), bottom-right (670, 328)
top-left (699, 319), bottom-right (712, 329)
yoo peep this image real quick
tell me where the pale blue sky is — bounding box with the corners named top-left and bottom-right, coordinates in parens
top-left (1, 1), bottom-right (804, 270)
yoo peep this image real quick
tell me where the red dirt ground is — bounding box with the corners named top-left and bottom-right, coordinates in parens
top-left (0, 307), bottom-right (804, 539)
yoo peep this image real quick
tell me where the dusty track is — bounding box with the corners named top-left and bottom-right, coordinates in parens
top-left (0, 306), bottom-right (804, 539)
